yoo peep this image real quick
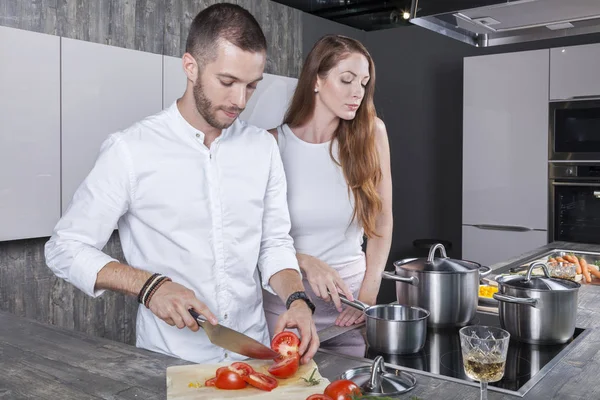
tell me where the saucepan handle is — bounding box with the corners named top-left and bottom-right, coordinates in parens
top-left (329, 290), bottom-right (368, 311)
top-left (479, 266), bottom-right (492, 277)
top-left (493, 293), bottom-right (538, 307)
top-left (381, 271), bottom-right (419, 286)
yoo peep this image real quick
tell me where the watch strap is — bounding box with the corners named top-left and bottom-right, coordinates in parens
top-left (285, 291), bottom-right (316, 314)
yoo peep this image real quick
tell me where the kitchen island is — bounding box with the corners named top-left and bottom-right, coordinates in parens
top-left (0, 241), bottom-right (599, 399)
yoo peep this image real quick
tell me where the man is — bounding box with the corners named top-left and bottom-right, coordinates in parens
top-left (44, 3), bottom-right (319, 365)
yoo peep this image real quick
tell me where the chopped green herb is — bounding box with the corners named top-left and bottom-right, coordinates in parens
top-left (300, 368), bottom-right (321, 386)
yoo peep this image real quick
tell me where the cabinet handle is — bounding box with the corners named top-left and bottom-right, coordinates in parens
top-left (552, 181), bottom-right (600, 187)
top-left (471, 224), bottom-right (533, 232)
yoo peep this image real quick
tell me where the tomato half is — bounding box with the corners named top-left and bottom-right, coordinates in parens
top-left (204, 377), bottom-right (216, 387)
top-left (306, 395), bottom-right (334, 400)
top-left (324, 379), bottom-right (361, 400)
top-left (228, 362), bottom-right (254, 377)
top-left (215, 370), bottom-right (247, 390)
top-left (244, 372), bottom-right (279, 392)
top-left (271, 331), bottom-right (300, 358)
top-left (268, 353), bottom-right (300, 378)
top-left (215, 366), bottom-right (229, 377)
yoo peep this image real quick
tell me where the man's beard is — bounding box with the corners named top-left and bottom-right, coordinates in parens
top-left (193, 80), bottom-right (243, 130)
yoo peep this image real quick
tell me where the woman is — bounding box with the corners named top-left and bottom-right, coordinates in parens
top-left (262, 35), bottom-right (393, 355)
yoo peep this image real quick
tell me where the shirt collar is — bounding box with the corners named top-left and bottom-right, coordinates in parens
top-left (167, 101), bottom-right (236, 144)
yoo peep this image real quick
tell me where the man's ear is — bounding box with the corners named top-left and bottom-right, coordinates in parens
top-left (182, 53), bottom-right (199, 83)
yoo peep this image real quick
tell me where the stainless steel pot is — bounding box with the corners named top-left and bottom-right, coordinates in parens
top-left (493, 262), bottom-right (580, 345)
top-left (382, 243), bottom-right (491, 328)
top-left (339, 295), bottom-right (429, 355)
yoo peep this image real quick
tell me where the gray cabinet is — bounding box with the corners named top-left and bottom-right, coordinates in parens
top-left (550, 43), bottom-right (600, 100)
top-left (0, 27), bottom-right (60, 240)
top-left (462, 50), bottom-right (550, 262)
top-left (61, 38), bottom-right (162, 212)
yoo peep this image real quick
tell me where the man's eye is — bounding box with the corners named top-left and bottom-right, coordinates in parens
top-left (248, 85), bottom-right (257, 90)
top-left (220, 81), bottom-right (233, 87)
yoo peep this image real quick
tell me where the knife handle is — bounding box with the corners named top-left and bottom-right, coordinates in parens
top-left (188, 309), bottom-right (206, 324)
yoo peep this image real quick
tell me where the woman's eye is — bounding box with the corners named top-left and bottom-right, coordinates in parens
top-left (342, 80), bottom-right (352, 84)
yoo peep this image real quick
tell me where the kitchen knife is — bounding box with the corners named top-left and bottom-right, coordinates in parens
top-left (188, 309), bottom-right (280, 360)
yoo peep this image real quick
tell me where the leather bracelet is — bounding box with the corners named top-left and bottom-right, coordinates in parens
top-left (141, 275), bottom-right (167, 306)
top-left (285, 291), bottom-right (316, 314)
top-left (137, 273), bottom-right (160, 304)
top-left (144, 277), bottom-right (172, 308)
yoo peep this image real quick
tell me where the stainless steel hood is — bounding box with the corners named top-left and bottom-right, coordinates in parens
top-left (409, 0), bottom-right (600, 47)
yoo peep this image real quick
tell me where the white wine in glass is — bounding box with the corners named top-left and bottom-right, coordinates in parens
top-left (459, 326), bottom-right (510, 400)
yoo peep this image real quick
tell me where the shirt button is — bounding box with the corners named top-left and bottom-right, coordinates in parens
top-left (196, 133), bottom-right (200, 138)
top-left (224, 313), bottom-right (228, 320)
top-left (224, 352), bottom-right (229, 358)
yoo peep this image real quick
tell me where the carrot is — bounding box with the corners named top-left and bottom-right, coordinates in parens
top-left (556, 256), bottom-right (567, 263)
top-left (580, 257), bottom-right (592, 283)
top-left (548, 257), bottom-right (557, 263)
top-left (588, 265), bottom-right (600, 280)
top-left (572, 256), bottom-right (582, 275)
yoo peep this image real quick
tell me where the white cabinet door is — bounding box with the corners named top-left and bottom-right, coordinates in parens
top-left (550, 43), bottom-right (600, 100)
top-left (462, 225), bottom-right (548, 267)
top-left (61, 38), bottom-right (162, 213)
top-left (162, 56), bottom-right (297, 130)
top-left (463, 50), bottom-right (549, 231)
top-left (0, 26), bottom-right (60, 241)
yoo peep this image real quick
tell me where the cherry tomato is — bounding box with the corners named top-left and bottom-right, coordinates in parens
top-left (228, 362), bottom-right (254, 377)
top-left (215, 370), bottom-right (247, 390)
top-left (324, 379), bottom-right (362, 400)
top-left (306, 395), bottom-right (334, 400)
top-left (268, 353), bottom-right (300, 378)
top-left (204, 377), bottom-right (216, 387)
top-left (271, 331), bottom-right (301, 358)
top-left (244, 372), bottom-right (279, 391)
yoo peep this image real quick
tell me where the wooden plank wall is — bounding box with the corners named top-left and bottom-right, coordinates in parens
top-left (0, 0), bottom-right (303, 345)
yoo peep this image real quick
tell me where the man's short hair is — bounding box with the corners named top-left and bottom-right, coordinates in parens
top-left (185, 3), bottom-right (267, 67)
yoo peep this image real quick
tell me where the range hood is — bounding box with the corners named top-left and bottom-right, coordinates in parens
top-left (409, 0), bottom-right (600, 47)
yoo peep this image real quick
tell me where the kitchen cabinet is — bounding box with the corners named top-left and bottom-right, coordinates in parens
top-left (162, 55), bottom-right (297, 129)
top-left (463, 50), bottom-right (549, 259)
top-left (550, 43), bottom-right (600, 100)
top-left (462, 226), bottom-right (548, 267)
top-left (0, 26), bottom-right (61, 240)
top-left (61, 38), bottom-right (162, 213)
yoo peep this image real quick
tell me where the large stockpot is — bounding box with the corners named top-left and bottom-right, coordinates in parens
top-left (338, 295), bottom-right (429, 355)
top-left (382, 243), bottom-right (491, 328)
top-left (493, 262), bottom-right (580, 345)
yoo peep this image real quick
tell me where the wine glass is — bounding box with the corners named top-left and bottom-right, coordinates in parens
top-left (459, 326), bottom-right (510, 400)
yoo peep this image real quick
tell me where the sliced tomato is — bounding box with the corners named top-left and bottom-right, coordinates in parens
top-left (271, 331), bottom-right (301, 358)
top-left (268, 353), bottom-right (300, 378)
top-left (215, 370), bottom-right (247, 390)
top-left (228, 362), bottom-right (254, 377)
top-left (204, 377), bottom-right (216, 387)
top-left (324, 379), bottom-right (361, 400)
top-left (244, 372), bottom-right (279, 392)
top-left (306, 395), bottom-right (334, 400)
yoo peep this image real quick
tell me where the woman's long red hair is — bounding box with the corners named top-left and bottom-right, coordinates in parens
top-left (284, 35), bottom-right (382, 238)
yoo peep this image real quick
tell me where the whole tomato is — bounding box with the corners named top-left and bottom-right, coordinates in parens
top-left (324, 379), bottom-right (361, 400)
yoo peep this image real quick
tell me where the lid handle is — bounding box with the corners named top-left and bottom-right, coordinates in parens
top-left (524, 261), bottom-right (551, 282)
top-left (427, 243), bottom-right (448, 263)
top-left (367, 356), bottom-right (386, 391)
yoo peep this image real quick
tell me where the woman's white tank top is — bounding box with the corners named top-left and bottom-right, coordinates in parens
top-left (277, 124), bottom-right (364, 271)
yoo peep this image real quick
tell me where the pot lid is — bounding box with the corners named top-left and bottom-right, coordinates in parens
top-left (337, 356), bottom-right (416, 396)
top-left (497, 262), bottom-right (580, 291)
top-left (395, 243), bottom-right (483, 273)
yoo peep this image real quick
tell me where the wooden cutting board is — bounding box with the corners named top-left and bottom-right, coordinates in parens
top-left (166, 359), bottom-right (331, 399)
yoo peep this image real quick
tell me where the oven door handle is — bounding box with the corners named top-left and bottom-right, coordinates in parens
top-left (552, 182), bottom-right (600, 187)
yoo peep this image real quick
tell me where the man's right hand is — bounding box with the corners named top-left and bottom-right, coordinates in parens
top-left (148, 281), bottom-right (218, 331)
top-left (297, 253), bottom-right (354, 312)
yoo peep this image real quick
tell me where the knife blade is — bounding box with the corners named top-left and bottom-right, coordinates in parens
top-left (188, 309), bottom-right (280, 360)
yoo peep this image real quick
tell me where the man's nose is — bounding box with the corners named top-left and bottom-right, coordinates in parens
top-left (231, 87), bottom-right (247, 110)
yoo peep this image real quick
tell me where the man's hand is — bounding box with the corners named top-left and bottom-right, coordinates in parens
top-left (149, 281), bottom-right (218, 331)
top-left (273, 301), bottom-right (319, 364)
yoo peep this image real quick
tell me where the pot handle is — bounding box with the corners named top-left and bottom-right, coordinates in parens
top-left (381, 271), bottom-right (419, 286)
top-left (329, 290), bottom-right (369, 311)
top-left (493, 293), bottom-right (538, 307)
top-left (525, 262), bottom-right (551, 282)
top-left (427, 243), bottom-right (448, 262)
top-left (479, 266), bottom-right (492, 277)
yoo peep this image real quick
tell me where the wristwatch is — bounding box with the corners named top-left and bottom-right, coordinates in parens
top-left (286, 291), bottom-right (316, 314)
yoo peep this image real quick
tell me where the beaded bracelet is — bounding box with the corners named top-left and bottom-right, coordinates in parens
top-left (137, 273), bottom-right (160, 304)
top-left (144, 276), bottom-right (172, 308)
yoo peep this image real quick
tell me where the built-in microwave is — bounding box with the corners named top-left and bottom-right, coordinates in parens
top-left (550, 98), bottom-right (600, 162)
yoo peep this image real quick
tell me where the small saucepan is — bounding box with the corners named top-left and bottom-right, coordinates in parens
top-left (338, 294), bottom-right (429, 355)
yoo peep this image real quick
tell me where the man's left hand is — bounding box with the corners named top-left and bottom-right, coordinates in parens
top-left (273, 301), bottom-right (319, 364)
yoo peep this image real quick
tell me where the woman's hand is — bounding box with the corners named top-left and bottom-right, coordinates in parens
top-left (297, 253), bottom-right (354, 312)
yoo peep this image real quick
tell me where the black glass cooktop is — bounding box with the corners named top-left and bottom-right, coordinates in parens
top-left (360, 312), bottom-right (585, 395)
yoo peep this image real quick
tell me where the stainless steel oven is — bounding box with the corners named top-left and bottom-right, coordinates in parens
top-left (549, 163), bottom-right (600, 244)
top-left (550, 98), bottom-right (600, 161)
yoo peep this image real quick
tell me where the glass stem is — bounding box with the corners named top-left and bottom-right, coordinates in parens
top-left (480, 381), bottom-right (488, 400)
